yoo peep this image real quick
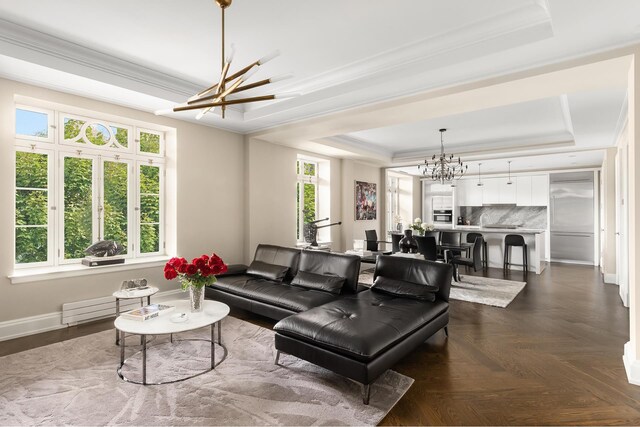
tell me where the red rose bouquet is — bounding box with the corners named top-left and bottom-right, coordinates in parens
top-left (164, 253), bottom-right (228, 290)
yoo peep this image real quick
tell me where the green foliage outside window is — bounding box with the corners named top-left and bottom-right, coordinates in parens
top-left (103, 161), bottom-right (128, 254)
top-left (15, 152), bottom-right (48, 263)
top-left (64, 157), bottom-right (93, 259)
top-left (140, 165), bottom-right (160, 253)
top-left (140, 132), bottom-right (160, 154)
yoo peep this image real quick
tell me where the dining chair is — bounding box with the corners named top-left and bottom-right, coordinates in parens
top-left (466, 232), bottom-right (488, 269)
top-left (439, 231), bottom-right (462, 259)
top-left (449, 236), bottom-right (484, 281)
top-left (391, 233), bottom-right (403, 253)
top-left (364, 230), bottom-right (391, 254)
top-left (415, 235), bottom-right (438, 261)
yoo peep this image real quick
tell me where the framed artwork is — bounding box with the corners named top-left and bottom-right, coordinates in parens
top-left (355, 181), bottom-right (377, 220)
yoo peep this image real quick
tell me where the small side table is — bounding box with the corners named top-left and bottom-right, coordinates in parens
top-left (112, 286), bottom-right (159, 345)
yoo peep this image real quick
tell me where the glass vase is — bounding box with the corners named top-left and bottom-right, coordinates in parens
top-left (189, 285), bottom-right (205, 313)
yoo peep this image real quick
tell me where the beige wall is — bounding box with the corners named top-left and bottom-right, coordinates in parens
top-left (341, 160), bottom-right (382, 250)
top-left (0, 78), bottom-right (244, 323)
top-left (601, 147), bottom-right (617, 282)
top-left (244, 137), bottom-right (345, 259)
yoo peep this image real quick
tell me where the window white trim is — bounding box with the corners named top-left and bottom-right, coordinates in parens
top-left (296, 158), bottom-right (319, 243)
top-left (15, 105), bottom-right (55, 143)
top-left (13, 101), bottom-right (170, 272)
top-left (8, 256), bottom-right (170, 284)
top-left (14, 146), bottom-right (55, 269)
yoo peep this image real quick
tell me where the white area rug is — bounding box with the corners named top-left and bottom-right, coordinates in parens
top-left (359, 269), bottom-right (526, 308)
top-left (0, 316), bottom-right (413, 426)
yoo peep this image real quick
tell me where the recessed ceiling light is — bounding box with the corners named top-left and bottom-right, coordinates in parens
top-left (568, 154), bottom-right (576, 158)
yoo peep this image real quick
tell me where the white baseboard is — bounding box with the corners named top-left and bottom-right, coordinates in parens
top-left (0, 289), bottom-right (185, 342)
top-left (0, 312), bottom-right (65, 342)
top-left (623, 342), bottom-right (640, 386)
top-left (603, 273), bottom-right (618, 285)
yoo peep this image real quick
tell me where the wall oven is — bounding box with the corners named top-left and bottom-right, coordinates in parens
top-left (433, 210), bottom-right (453, 224)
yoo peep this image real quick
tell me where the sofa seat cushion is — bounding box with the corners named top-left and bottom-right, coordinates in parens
top-left (274, 290), bottom-right (448, 362)
top-left (211, 275), bottom-right (337, 312)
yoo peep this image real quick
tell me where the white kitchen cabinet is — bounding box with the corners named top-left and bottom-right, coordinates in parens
top-left (499, 177), bottom-right (517, 203)
top-left (482, 178), bottom-right (500, 204)
top-left (455, 180), bottom-right (481, 207)
top-left (455, 183), bottom-right (466, 206)
top-left (516, 176), bottom-right (532, 206)
top-left (467, 180), bottom-right (483, 206)
top-left (531, 175), bottom-right (549, 206)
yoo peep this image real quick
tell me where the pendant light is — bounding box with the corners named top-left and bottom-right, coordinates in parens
top-left (507, 160), bottom-right (513, 185)
top-left (477, 163), bottom-right (484, 187)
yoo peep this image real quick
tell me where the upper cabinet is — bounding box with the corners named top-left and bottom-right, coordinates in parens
top-left (456, 179), bottom-right (482, 206)
top-left (516, 176), bottom-right (532, 206)
top-left (499, 178), bottom-right (517, 204)
top-left (456, 174), bottom-right (549, 207)
top-left (482, 179), bottom-right (500, 204)
top-left (531, 175), bottom-right (549, 206)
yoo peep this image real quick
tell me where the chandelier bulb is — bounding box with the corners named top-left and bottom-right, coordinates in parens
top-left (226, 43), bottom-right (236, 63)
top-left (258, 50), bottom-right (281, 65)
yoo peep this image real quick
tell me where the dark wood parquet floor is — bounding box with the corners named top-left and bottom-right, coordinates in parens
top-left (2, 263), bottom-right (638, 425)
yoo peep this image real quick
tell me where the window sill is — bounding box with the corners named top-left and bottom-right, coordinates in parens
top-left (9, 256), bottom-right (170, 284)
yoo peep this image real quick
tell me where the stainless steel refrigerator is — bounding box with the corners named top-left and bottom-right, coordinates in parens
top-left (549, 172), bottom-right (595, 264)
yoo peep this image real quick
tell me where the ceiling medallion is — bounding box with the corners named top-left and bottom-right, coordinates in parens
top-left (418, 129), bottom-right (467, 185)
top-left (156, 0), bottom-right (298, 120)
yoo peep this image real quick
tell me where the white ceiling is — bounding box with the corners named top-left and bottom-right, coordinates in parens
top-left (0, 0), bottom-right (638, 172)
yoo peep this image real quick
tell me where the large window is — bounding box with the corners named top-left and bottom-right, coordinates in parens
top-left (296, 158), bottom-right (318, 242)
top-left (14, 104), bottom-right (166, 267)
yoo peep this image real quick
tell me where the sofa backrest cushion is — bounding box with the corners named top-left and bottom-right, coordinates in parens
top-left (298, 250), bottom-right (361, 294)
top-left (253, 244), bottom-right (301, 282)
top-left (370, 276), bottom-right (437, 302)
top-left (246, 260), bottom-right (289, 282)
top-left (374, 255), bottom-right (452, 302)
top-left (291, 270), bottom-right (346, 295)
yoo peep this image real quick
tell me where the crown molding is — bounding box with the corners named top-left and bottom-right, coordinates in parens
top-left (0, 17), bottom-right (202, 101)
top-left (243, 1), bottom-right (553, 123)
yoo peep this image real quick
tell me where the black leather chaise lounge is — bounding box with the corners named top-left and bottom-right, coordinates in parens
top-left (273, 255), bottom-right (453, 404)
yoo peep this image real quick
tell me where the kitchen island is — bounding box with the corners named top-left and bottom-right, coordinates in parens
top-left (434, 226), bottom-right (547, 274)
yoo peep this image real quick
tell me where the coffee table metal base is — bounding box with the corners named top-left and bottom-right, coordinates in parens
top-left (117, 322), bottom-right (226, 385)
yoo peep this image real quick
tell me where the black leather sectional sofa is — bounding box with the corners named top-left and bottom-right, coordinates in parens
top-left (206, 244), bottom-right (453, 404)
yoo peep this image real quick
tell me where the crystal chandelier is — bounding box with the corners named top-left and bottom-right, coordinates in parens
top-left (156, 0), bottom-right (298, 120)
top-left (418, 129), bottom-right (467, 184)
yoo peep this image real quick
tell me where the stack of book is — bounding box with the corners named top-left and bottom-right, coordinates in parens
top-left (121, 304), bottom-right (174, 321)
top-left (82, 255), bottom-right (125, 267)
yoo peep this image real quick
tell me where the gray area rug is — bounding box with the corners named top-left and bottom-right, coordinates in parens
top-left (0, 316), bottom-right (413, 426)
top-left (359, 269), bottom-right (526, 308)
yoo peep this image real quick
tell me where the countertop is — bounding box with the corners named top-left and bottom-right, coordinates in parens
top-left (434, 226), bottom-right (546, 234)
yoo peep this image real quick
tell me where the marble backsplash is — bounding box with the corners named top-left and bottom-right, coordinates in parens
top-left (459, 206), bottom-right (547, 229)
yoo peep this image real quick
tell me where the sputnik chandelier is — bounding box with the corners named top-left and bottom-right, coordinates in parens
top-left (156, 0), bottom-right (297, 120)
top-left (418, 128), bottom-right (467, 184)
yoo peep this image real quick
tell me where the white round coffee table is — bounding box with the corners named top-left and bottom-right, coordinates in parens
top-left (115, 299), bottom-right (230, 385)
top-left (112, 286), bottom-right (159, 346)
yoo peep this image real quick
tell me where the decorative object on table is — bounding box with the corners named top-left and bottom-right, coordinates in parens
top-left (409, 217), bottom-right (431, 236)
top-left (155, 0), bottom-right (297, 120)
top-left (164, 253), bottom-right (228, 312)
top-left (82, 240), bottom-right (125, 266)
top-left (355, 181), bottom-right (377, 220)
top-left (302, 214), bottom-right (341, 247)
top-left (399, 229), bottom-right (418, 253)
top-left (121, 304), bottom-right (175, 321)
top-left (120, 278), bottom-right (149, 291)
top-left (417, 128), bottom-right (467, 184)
top-left (393, 214), bottom-right (403, 232)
